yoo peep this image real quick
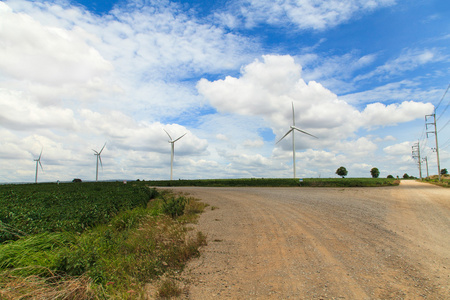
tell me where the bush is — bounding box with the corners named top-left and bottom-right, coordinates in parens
top-left (161, 196), bottom-right (187, 219)
top-left (387, 175), bottom-right (394, 178)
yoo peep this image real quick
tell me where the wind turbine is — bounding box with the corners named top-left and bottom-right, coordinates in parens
top-left (164, 129), bottom-right (187, 180)
top-left (93, 143), bottom-right (106, 182)
top-left (276, 102), bottom-right (317, 178)
top-left (34, 149), bottom-right (43, 183)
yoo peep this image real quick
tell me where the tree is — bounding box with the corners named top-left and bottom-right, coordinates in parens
top-left (387, 175), bottom-right (394, 178)
top-left (403, 173), bottom-right (410, 179)
top-left (370, 167), bottom-right (380, 178)
top-left (336, 166), bottom-right (348, 178)
top-left (441, 168), bottom-right (448, 175)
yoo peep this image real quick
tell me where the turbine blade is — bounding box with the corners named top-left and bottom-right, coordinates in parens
top-left (292, 102), bottom-right (295, 126)
top-left (99, 142), bottom-right (106, 154)
top-left (92, 149), bottom-right (99, 154)
top-left (39, 161), bottom-right (43, 171)
top-left (39, 148), bottom-right (43, 160)
top-left (292, 126), bottom-right (318, 138)
top-left (99, 155), bottom-right (103, 169)
top-left (276, 129), bottom-right (293, 144)
top-left (163, 129), bottom-right (173, 141)
top-left (173, 132), bottom-right (187, 142)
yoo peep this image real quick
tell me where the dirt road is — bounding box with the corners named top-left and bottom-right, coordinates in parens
top-left (171, 181), bottom-right (450, 299)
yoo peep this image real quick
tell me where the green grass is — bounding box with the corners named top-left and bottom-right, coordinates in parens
top-left (422, 175), bottom-right (450, 188)
top-left (147, 177), bottom-right (399, 187)
top-left (0, 184), bottom-right (207, 299)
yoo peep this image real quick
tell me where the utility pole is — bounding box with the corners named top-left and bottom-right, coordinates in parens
top-left (412, 141), bottom-right (422, 180)
top-left (425, 114), bottom-right (441, 180)
top-left (423, 156), bottom-right (429, 178)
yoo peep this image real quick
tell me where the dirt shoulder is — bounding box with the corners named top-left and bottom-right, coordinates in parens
top-left (169, 181), bottom-right (449, 299)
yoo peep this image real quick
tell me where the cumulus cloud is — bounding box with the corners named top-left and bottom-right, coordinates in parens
top-left (383, 141), bottom-right (413, 155)
top-left (0, 88), bottom-right (77, 131)
top-left (361, 101), bottom-right (434, 128)
top-left (79, 109), bottom-right (208, 155)
top-left (0, 2), bottom-right (112, 85)
top-left (198, 55), bottom-right (432, 149)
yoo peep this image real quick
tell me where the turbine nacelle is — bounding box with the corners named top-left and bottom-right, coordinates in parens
top-left (164, 129), bottom-right (186, 143)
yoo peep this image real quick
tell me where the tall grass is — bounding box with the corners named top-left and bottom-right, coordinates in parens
top-left (0, 190), bottom-right (207, 299)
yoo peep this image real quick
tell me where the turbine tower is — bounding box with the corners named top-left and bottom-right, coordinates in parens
top-left (164, 129), bottom-right (186, 180)
top-left (34, 149), bottom-right (43, 183)
top-left (93, 143), bottom-right (106, 182)
top-left (276, 102), bottom-right (317, 178)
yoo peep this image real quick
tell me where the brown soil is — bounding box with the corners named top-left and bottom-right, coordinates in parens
top-left (170, 180), bottom-right (450, 299)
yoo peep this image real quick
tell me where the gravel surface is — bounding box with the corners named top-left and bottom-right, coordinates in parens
top-left (168, 180), bottom-right (450, 299)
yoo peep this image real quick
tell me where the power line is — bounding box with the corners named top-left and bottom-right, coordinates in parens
top-left (439, 119), bottom-right (450, 133)
top-left (440, 137), bottom-right (450, 150)
top-left (435, 83), bottom-right (450, 114)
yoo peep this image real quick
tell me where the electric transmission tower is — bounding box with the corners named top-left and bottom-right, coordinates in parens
top-left (411, 141), bottom-right (422, 180)
top-left (425, 114), bottom-right (441, 180)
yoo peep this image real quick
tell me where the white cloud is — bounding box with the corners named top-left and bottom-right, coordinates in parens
top-left (361, 101), bottom-right (434, 128)
top-left (216, 134), bottom-right (229, 141)
top-left (340, 80), bottom-right (442, 105)
top-left (0, 2), bottom-right (112, 85)
top-left (334, 137), bottom-right (378, 157)
top-left (243, 139), bottom-right (264, 148)
top-left (0, 88), bottom-right (77, 131)
top-left (355, 48), bottom-right (446, 81)
top-left (383, 141), bottom-right (412, 156)
top-left (198, 55), bottom-right (432, 148)
top-left (230, 0), bottom-right (396, 30)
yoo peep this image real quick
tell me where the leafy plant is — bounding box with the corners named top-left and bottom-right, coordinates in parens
top-left (161, 196), bottom-right (187, 218)
top-left (0, 189), bottom-right (208, 298)
top-left (0, 182), bottom-right (158, 243)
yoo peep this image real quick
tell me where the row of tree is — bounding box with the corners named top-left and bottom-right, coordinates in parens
top-left (335, 166), bottom-right (381, 178)
top-left (335, 166), bottom-right (448, 179)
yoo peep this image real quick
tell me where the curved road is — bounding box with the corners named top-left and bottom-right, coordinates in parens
top-left (170, 181), bottom-right (449, 299)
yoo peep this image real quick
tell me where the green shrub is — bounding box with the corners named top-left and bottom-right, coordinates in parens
top-left (161, 196), bottom-right (187, 218)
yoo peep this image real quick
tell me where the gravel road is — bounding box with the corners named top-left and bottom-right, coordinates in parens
top-left (169, 180), bottom-right (450, 299)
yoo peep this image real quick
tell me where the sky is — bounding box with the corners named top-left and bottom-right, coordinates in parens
top-left (1, 0), bottom-right (449, 183)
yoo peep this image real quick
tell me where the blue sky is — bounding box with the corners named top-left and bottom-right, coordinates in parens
top-left (0, 0), bottom-right (449, 182)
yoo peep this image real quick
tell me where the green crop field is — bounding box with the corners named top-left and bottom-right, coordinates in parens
top-left (0, 181), bottom-right (207, 298)
top-left (0, 181), bottom-right (157, 243)
top-left (147, 177), bottom-right (399, 187)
